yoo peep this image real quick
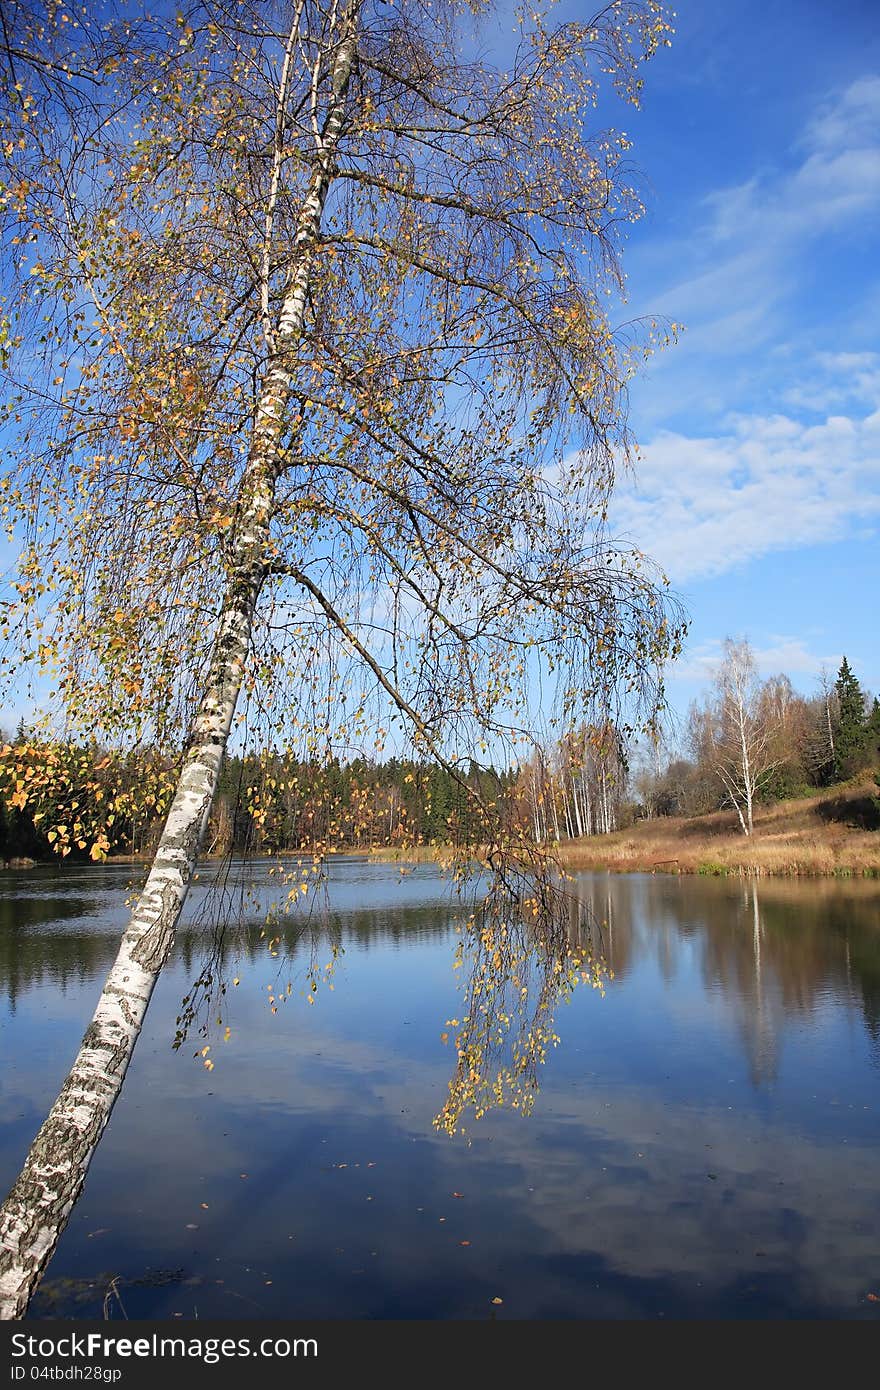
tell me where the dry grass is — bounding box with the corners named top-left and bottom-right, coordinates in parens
top-left (558, 780), bottom-right (880, 878)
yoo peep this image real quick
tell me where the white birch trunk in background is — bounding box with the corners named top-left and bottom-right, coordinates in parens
top-left (561, 780), bottom-right (573, 838)
top-left (570, 775), bottom-right (583, 837)
top-left (740, 716), bottom-right (754, 836)
top-left (0, 5), bottom-right (360, 1320)
top-left (704, 639), bottom-right (783, 839)
top-left (825, 693), bottom-right (835, 763)
top-left (550, 782), bottom-right (560, 841)
top-left (531, 776), bottom-right (542, 843)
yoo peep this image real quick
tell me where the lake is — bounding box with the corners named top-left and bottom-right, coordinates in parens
top-left (1, 858), bottom-right (878, 1319)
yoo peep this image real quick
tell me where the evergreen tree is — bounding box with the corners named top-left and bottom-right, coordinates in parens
top-left (834, 657), bottom-right (867, 778)
top-left (866, 698), bottom-right (880, 764)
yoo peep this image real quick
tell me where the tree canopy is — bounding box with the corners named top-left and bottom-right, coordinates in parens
top-left (1, 0), bottom-right (681, 784)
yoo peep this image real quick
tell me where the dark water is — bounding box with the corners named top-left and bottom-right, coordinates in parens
top-left (1, 859), bottom-right (879, 1320)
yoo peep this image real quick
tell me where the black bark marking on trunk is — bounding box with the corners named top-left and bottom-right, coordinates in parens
top-left (130, 881), bottom-right (182, 972)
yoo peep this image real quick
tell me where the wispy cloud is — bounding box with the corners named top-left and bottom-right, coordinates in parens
top-left (656, 76), bottom-right (880, 322)
top-left (782, 351), bottom-right (880, 413)
top-left (626, 75), bottom-right (880, 440)
top-left (705, 81), bottom-right (880, 248)
top-left (802, 75), bottom-right (880, 156)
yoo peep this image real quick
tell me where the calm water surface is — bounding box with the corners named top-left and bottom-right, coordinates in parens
top-left (1, 859), bottom-right (878, 1320)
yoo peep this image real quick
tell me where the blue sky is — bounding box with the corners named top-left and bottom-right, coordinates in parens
top-left (590, 0), bottom-right (880, 721)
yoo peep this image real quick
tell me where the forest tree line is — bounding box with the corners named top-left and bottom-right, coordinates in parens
top-left (0, 733), bottom-right (523, 863)
top-left (1, 647), bottom-right (877, 862)
top-left (466, 645), bottom-right (880, 843)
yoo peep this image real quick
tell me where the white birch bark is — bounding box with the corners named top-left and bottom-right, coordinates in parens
top-left (823, 682), bottom-right (836, 763)
top-left (550, 780), bottom-right (560, 841)
top-left (571, 774), bottom-right (584, 837)
top-left (561, 779), bottom-right (573, 839)
top-left (531, 774), bottom-right (542, 843)
top-left (740, 718), bottom-right (754, 836)
top-left (0, 549), bottom-right (261, 1319)
top-left (0, 2), bottom-right (361, 1320)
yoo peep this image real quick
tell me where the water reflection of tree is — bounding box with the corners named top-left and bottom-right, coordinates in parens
top-left (0, 890), bottom-right (115, 1013)
top-left (0, 928), bottom-right (115, 1015)
top-left (434, 880), bottom-right (610, 1135)
top-left (171, 881), bottom-right (455, 1052)
top-left (739, 880), bottom-right (777, 1086)
top-left (6, 867), bottom-right (880, 1117)
top-left (567, 873), bottom-right (880, 1078)
top-left (699, 878), bottom-right (880, 1067)
top-left (170, 865), bottom-right (614, 1122)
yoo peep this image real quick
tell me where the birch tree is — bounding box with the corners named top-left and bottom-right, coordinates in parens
top-left (690, 638), bottom-right (779, 837)
top-left (0, 0), bottom-right (682, 1316)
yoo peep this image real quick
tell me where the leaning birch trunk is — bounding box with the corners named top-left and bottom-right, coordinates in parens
top-left (0, 522), bottom-right (265, 1321)
top-left (0, 3), bottom-right (360, 1320)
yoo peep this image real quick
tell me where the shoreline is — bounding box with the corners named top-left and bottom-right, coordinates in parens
top-left (6, 781), bottom-right (879, 880)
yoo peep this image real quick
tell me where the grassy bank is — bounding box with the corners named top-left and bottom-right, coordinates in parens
top-left (559, 780), bottom-right (880, 877)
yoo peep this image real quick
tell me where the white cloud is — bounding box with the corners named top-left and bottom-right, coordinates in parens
top-left (782, 350), bottom-right (880, 413)
top-left (802, 75), bottom-right (880, 154)
top-left (612, 356), bottom-right (880, 581)
top-left (670, 637), bottom-right (842, 686)
top-left (707, 75), bottom-right (880, 247)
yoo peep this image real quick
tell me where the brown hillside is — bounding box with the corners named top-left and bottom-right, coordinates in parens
top-left (559, 780), bottom-right (880, 877)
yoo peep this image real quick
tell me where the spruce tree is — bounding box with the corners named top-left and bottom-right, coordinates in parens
top-left (834, 656), bottom-right (867, 778)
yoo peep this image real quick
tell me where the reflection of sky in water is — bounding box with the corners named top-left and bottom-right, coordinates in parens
top-left (1, 861), bottom-right (879, 1319)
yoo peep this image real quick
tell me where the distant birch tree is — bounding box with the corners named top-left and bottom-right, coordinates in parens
top-left (0, 0), bottom-right (682, 1315)
top-left (690, 638), bottom-right (779, 836)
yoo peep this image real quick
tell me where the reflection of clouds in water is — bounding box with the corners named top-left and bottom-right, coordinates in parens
top-left (479, 1091), bottom-right (880, 1314)
top-left (5, 863), bottom-right (880, 1317)
top-left (30, 995), bottom-right (880, 1318)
